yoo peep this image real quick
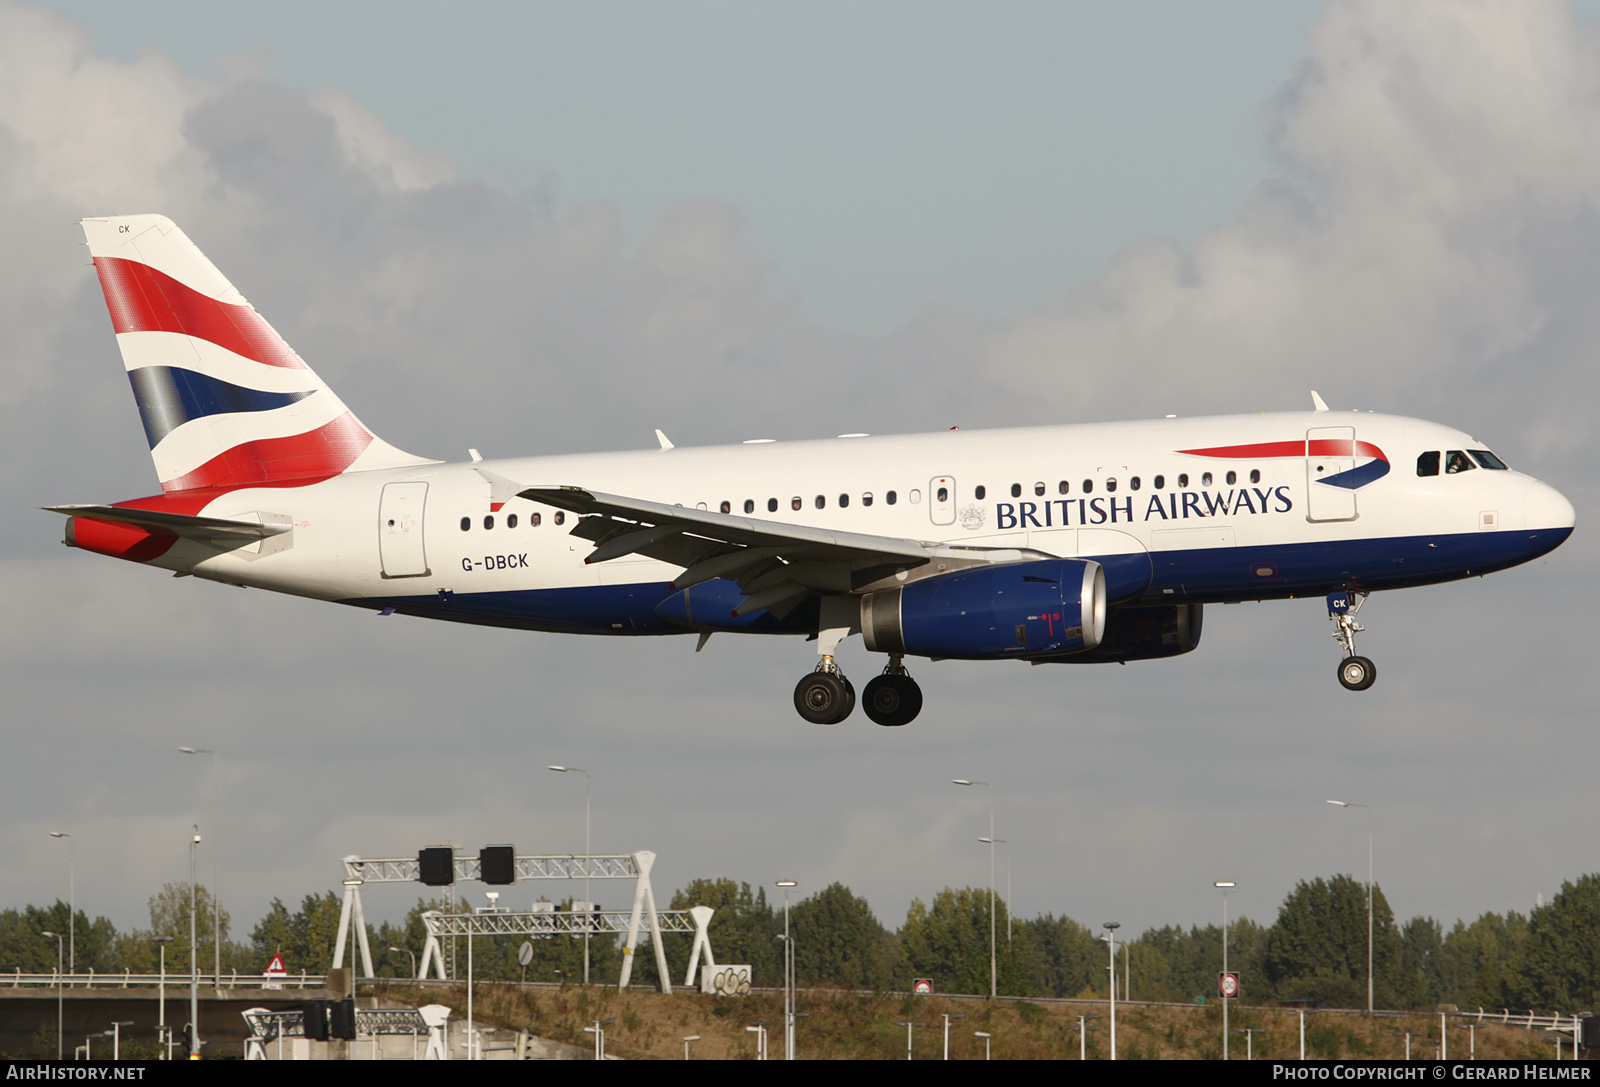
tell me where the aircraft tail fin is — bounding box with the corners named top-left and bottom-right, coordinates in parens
top-left (81, 215), bottom-right (433, 493)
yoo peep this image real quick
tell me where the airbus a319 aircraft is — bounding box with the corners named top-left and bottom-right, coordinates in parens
top-left (52, 216), bottom-right (1575, 726)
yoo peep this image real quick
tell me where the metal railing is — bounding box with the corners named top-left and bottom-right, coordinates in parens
top-left (6, 968), bottom-right (328, 989)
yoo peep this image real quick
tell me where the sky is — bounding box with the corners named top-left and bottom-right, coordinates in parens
top-left (2, 0), bottom-right (1598, 972)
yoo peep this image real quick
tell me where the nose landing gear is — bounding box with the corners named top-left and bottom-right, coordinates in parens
top-left (1328, 591), bottom-right (1377, 691)
top-left (861, 657), bottom-right (923, 727)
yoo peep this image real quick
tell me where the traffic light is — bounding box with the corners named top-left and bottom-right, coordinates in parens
top-left (329, 998), bottom-right (357, 1041)
top-left (480, 844), bottom-right (516, 885)
top-left (301, 1000), bottom-right (329, 1041)
top-left (418, 846), bottom-right (454, 886)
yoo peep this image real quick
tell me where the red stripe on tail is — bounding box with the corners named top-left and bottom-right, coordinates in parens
top-left (161, 412), bottom-right (374, 492)
top-left (92, 256), bottom-right (307, 370)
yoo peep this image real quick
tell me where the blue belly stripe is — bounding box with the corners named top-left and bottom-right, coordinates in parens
top-left (343, 527), bottom-right (1572, 633)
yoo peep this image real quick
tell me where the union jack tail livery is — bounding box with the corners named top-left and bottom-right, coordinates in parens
top-left (82, 215), bottom-right (430, 493)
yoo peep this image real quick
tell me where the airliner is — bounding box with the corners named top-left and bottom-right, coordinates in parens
top-left (50, 215), bottom-right (1575, 726)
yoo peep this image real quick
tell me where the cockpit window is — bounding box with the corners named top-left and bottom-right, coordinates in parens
top-left (1469, 449), bottom-right (1509, 470)
top-left (1445, 450), bottom-right (1476, 474)
top-left (1417, 451), bottom-right (1440, 477)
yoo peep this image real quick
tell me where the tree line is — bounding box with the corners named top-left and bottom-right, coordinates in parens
top-left (2, 872), bottom-right (1597, 1013)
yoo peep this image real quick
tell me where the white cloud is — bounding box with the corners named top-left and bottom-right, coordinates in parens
top-left (979, 0), bottom-right (1600, 467)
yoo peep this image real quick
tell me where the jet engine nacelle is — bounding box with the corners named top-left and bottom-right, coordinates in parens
top-left (1050, 603), bottom-right (1204, 664)
top-left (861, 559), bottom-right (1106, 661)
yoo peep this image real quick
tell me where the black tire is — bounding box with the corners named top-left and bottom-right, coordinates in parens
top-left (862, 674), bottom-right (924, 726)
top-left (794, 671), bottom-right (851, 724)
top-left (1337, 655), bottom-right (1377, 692)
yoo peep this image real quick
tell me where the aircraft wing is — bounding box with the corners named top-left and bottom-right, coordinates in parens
top-left (43, 504), bottom-right (291, 542)
top-left (520, 485), bottom-right (935, 616)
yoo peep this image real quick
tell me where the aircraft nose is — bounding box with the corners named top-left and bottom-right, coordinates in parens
top-left (1524, 479), bottom-right (1576, 531)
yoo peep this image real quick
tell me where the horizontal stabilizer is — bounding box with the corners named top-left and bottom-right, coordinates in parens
top-left (44, 504), bottom-right (290, 541)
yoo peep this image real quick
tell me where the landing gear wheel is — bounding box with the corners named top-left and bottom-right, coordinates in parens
top-left (794, 671), bottom-right (855, 724)
top-left (862, 673), bottom-right (923, 726)
top-left (1337, 655), bottom-right (1377, 692)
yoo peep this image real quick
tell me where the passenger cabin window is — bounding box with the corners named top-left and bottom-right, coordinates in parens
top-left (460, 517), bottom-right (471, 532)
top-left (720, 501), bottom-right (731, 514)
top-left (1201, 472), bottom-right (1213, 487)
top-left (1105, 478), bottom-right (1117, 493)
top-left (1058, 481), bottom-right (1069, 494)
top-left (1033, 482), bottom-right (1045, 496)
top-left (936, 486), bottom-right (948, 503)
top-left (483, 515), bottom-right (494, 530)
top-left (839, 493), bottom-right (849, 507)
top-left (768, 498), bottom-right (778, 512)
top-left (792, 497), bottom-right (802, 511)
top-left (1010, 483), bottom-right (1022, 498)
top-left (1154, 475), bottom-right (1165, 489)
top-left (886, 491), bottom-right (898, 505)
top-left (1249, 469), bottom-right (1260, 484)
top-left (974, 485), bottom-right (986, 500)
top-left (1225, 470), bottom-right (1237, 485)
top-left (554, 512), bottom-right (565, 526)
top-left (508, 513), bottom-right (519, 529)
top-left (1177, 473), bottom-right (1189, 488)
top-left (815, 495), bottom-right (825, 509)
top-left (744, 499), bottom-right (755, 514)
top-left (909, 489), bottom-right (922, 504)
top-left (862, 492), bottom-right (874, 506)
top-left (1130, 476), bottom-right (1141, 491)
top-left (1417, 451), bottom-right (1440, 477)
top-left (1082, 479), bottom-right (1093, 494)
top-left (531, 512), bottom-right (541, 527)
top-left (1445, 450), bottom-right (1476, 474)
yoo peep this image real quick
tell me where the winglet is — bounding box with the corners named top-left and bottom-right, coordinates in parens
top-left (655, 429), bottom-right (675, 451)
top-left (1310, 391), bottom-right (1330, 413)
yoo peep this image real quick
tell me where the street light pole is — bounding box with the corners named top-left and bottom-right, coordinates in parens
top-left (1075, 1014), bottom-right (1100, 1060)
top-left (188, 826), bottom-right (201, 1059)
top-left (940, 1012), bottom-right (965, 1059)
top-left (153, 936), bottom-right (173, 1058)
top-left (548, 765), bottom-right (592, 985)
top-left (1103, 921), bottom-right (1121, 1060)
top-left (952, 779), bottom-right (998, 998)
top-left (1328, 800), bottom-right (1374, 1014)
top-left (180, 747), bottom-right (221, 982)
top-left (776, 880), bottom-right (798, 1060)
top-left (49, 832), bottom-right (73, 974)
top-left (1215, 881), bottom-right (1236, 1059)
top-left (41, 931), bottom-right (63, 1058)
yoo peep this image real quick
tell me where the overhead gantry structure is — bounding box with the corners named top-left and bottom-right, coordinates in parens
top-left (331, 849), bottom-right (713, 991)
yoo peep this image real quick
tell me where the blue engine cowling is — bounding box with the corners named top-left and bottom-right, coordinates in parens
top-left (860, 559), bottom-right (1106, 660)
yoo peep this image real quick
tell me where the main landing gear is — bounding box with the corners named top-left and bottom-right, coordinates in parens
top-left (862, 657), bottom-right (923, 727)
top-left (793, 655), bottom-right (924, 725)
top-left (794, 657), bottom-right (855, 724)
top-left (1328, 591), bottom-right (1377, 692)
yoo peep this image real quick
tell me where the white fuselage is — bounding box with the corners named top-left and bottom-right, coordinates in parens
top-left (126, 409), bottom-right (1572, 639)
